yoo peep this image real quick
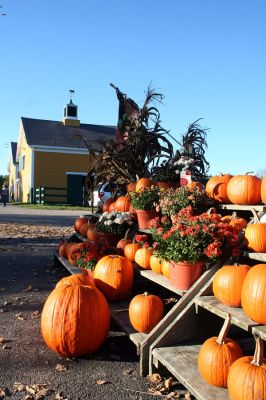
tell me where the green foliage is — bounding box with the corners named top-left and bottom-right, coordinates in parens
top-left (129, 186), bottom-right (160, 210)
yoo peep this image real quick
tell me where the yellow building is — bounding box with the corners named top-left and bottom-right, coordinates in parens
top-left (9, 98), bottom-right (115, 204)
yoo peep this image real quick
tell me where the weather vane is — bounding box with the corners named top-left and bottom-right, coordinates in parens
top-left (69, 90), bottom-right (75, 102)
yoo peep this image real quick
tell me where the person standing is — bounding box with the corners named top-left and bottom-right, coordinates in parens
top-left (1, 185), bottom-right (8, 207)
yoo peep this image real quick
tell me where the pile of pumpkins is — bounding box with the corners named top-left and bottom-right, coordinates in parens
top-left (197, 262), bottom-right (266, 399)
top-left (41, 254), bottom-right (165, 358)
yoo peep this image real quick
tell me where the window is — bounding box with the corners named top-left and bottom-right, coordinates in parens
top-left (19, 155), bottom-right (25, 171)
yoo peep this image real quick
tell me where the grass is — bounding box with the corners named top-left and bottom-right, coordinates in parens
top-left (9, 202), bottom-right (97, 211)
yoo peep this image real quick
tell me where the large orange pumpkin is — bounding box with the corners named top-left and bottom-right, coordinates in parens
top-left (205, 174), bottom-right (232, 203)
top-left (244, 222), bottom-right (266, 252)
top-left (56, 274), bottom-right (94, 288)
top-left (212, 264), bottom-right (250, 307)
top-left (103, 198), bottom-right (116, 212)
top-left (135, 177), bottom-right (154, 192)
top-left (134, 247), bottom-right (153, 269)
top-left (41, 283), bottom-right (110, 357)
top-left (198, 315), bottom-right (243, 387)
top-left (129, 292), bottom-right (164, 333)
top-left (93, 255), bottom-right (134, 301)
top-left (227, 174), bottom-right (262, 205)
top-left (227, 336), bottom-right (266, 400)
top-left (261, 176), bottom-right (266, 204)
top-left (74, 217), bottom-right (88, 233)
top-left (241, 264), bottom-right (266, 323)
top-left (123, 242), bottom-right (140, 262)
top-left (149, 255), bottom-right (163, 274)
top-left (114, 196), bottom-right (131, 212)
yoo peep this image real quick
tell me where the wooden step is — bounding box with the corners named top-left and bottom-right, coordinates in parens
top-left (196, 296), bottom-right (266, 340)
top-left (54, 252), bottom-right (81, 275)
top-left (217, 204), bottom-right (266, 212)
top-left (152, 345), bottom-right (229, 400)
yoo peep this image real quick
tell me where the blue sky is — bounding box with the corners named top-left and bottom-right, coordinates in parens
top-left (1, 0), bottom-right (265, 176)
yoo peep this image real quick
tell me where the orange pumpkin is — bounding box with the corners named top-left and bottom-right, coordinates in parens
top-left (56, 274), bottom-right (94, 288)
top-left (198, 315), bottom-right (243, 387)
top-left (227, 336), bottom-right (266, 400)
top-left (134, 247), bottom-right (153, 269)
top-left (93, 255), bottom-right (134, 301)
top-left (241, 264), bottom-right (266, 323)
top-left (86, 225), bottom-right (101, 242)
top-left (187, 181), bottom-right (204, 191)
top-left (65, 242), bottom-right (78, 257)
top-left (221, 214), bottom-right (248, 232)
top-left (67, 242), bottom-right (86, 266)
top-left (127, 182), bottom-right (136, 192)
top-left (41, 283), bottom-right (110, 357)
top-left (149, 255), bottom-right (163, 274)
top-left (212, 264), bottom-right (250, 307)
top-left (135, 177), bottom-right (154, 192)
top-left (74, 217), bottom-right (88, 233)
top-left (227, 174), bottom-right (262, 205)
top-left (114, 196), bottom-right (131, 212)
top-left (123, 242), bottom-right (140, 262)
top-left (261, 176), bottom-right (266, 204)
top-left (103, 198), bottom-right (116, 212)
top-left (108, 201), bottom-right (116, 212)
top-left (58, 241), bottom-right (67, 258)
top-left (129, 292), bottom-right (164, 333)
top-left (116, 232), bottom-right (132, 251)
top-left (161, 259), bottom-right (170, 278)
top-left (205, 174), bottom-right (232, 203)
top-left (244, 222), bottom-right (266, 252)
top-left (79, 223), bottom-right (89, 238)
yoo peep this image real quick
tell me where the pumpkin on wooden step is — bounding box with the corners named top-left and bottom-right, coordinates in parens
top-left (227, 336), bottom-right (266, 400)
top-left (74, 217), bottom-right (88, 233)
top-left (227, 174), bottom-right (262, 205)
top-left (56, 274), bottom-right (94, 288)
top-left (149, 254), bottom-right (163, 274)
top-left (123, 242), bottom-right (140, 262)
top-left (198, 315), bottom-right (243, 387)
top-left (41, 283), bottom-right (110, 357)
top-left (205, 174), bottom-right (232, 203)
top-left (134, 247), bottom-right (153, 269)
top-left (244, 222), bottom-right (266, 252)
top-left (129, 292), bottom-right (164, 333)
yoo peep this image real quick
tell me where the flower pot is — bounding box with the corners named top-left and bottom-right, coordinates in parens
top-left (169, 260), bottom-right (205, 290)
top-left (135, 209), bottom-right (159, 229)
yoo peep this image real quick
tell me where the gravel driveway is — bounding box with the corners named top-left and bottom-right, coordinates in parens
top-left (0, 205), bottom-right (191, 400)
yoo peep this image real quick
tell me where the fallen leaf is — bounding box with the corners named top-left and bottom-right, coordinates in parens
top-left (24, 395), bottom-right (34, 400)
top-left (13, 382), bottom-right (26, 392)
top-left (147, 373), bottom-right (162, 383)
top-left (0, 337), bottom-right (11, 344)
top-left (2, 344), bottom-right (11, 350)
top-left (3, 301), bottom-right (9, 307)
top-left (96, 380), bottom-right (110, 385)
top-left (22, 285), bottom-right (32, 292)
top-left (55, 392), bottom-right (69, 400)
top-left (35, 388), bottom-right (54, 399)
top-left (122, 368), bottom-right (134, 375)
top-left (0, 388), bottom-right (7, 398)
top-left (167, 392), bottom-right (180, 399)
top-left (164, 377), bottom-right (173, 390)
top-left (31, 311), bottom-right (40, 319)
top-left (184, 393), bottom-right (191, 400)
top-left (55, 364), bottom-right (67, 372)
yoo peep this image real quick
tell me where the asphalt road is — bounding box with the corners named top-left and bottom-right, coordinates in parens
top-left (0, 205), bottom-right (191, 400)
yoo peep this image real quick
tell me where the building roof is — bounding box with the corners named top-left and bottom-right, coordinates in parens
top-left (11, 142), bottom-right (18, 164)
top-left (21, 117), bottom-right (116, 151)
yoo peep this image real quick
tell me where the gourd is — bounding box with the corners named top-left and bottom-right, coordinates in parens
top-left (212, 264), bottom-right (250, 307)
top-left (198, 315), bottom-right (243, 387)
top-left (129, 292), bottom-right (164, 333)
top-left (41, 283), bottom-right (110, 357)
top-left (227, 336), bottom-right (266, 400)
top-left (93, 255), bottom-right (134, 301)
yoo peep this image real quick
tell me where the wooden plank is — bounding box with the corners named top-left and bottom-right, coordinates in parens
top-left (133, 264), bottom-right (186, 296)
top-left (217, 204), bottom-right (266, 212)
top-left (153, 346), bottom-right (229, 400)
top-left (195, 296), bottom-right (259, 332)
top-left (109, 301), bottom-right (146, 348)
top-left (54, 252), bottom-right (81, 275)
top-left (242, 252), bottom-right (266, 262)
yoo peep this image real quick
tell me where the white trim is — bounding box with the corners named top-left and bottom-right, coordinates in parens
top-left (30, 148), bottom-right (35, 192)
top-left (31, 145), bottom-right (89, 155)
top-left (65, 172), bottom-right (88, 176)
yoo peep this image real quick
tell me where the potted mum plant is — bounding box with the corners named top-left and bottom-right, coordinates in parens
top-left (94, 211), bottom-right (136, 246)
top-left (148, 206), bottom-right (240, 290)
top-left (129, 186), bottom-right (160, 229)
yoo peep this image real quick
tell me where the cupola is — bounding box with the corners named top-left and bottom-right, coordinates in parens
top-left (63, 90), bottom-right (80, 127)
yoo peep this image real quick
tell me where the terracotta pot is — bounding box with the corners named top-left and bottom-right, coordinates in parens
top-left (135, 209), bottom-right (159, 229)
top-left (169, 260), bottom-right (205, 290)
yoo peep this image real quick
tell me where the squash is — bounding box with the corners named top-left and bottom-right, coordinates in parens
top-left (212, 264), bottom-right (250, 307)
top-left (205, 174), bottom-right (232, 203)
top-left (187, 181), bottom-right (204, 191)
top-left (79, 223), bottom-right (89, 238)
top-left (227, 336), bottom-right (266, 400)
top-left (58, 240), bottom-right (67, 258)
top-left (241, 264), bottom-right (266, 323)
top-left (129, 292), bottom-right (164, 333)
top-left (93, 255), bottom-right (134, 301)
top-left (135, 247), bottom-right (153, 269)
top-left (198, 315), bottom-right (243, 387)
top-left (227, 174), bottom-right (262, 205)
top-left (41, 283), bottom-right (110, 357)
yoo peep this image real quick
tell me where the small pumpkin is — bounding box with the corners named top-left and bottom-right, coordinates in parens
top-left (67, 242), bottom-right (86, 266)
top-left (187, 181), bottom-right (204, 191)
top-left (241, 263), bottom-right (266, 323)
top-left (221, 213), bottom-right (248, 232)
top-left (41, 283), bottom-right (110, 357)
top-left (205, 174), bottom-right (232, 203)
top-left (103, 198), bottom-right (116, 212)
top-left (227, 174), bottom-right (262, 205)
top-left (123, 242), bottom-right (140, 262)
top-left (127, 182), bottom-right (136, 193)
top-left (74, 217), bottom-right (88, 233)
top-left (116, 230), bottom-right (132, 251)
top-left (244, 222), bottom-right (266, 252)
top-left (212, 264), bottom-right (250, 307)
top-left (149, 255), bottom-right (163, 274)
top-left (198, 315), bottom-right (243, 387)
top-left (227, 336), bottom-right (266, 400)
top-left (79, 223), bottom-right (89, 238)
top-left (93, 255), bottom-right (134, 301)
top-left (58, 240), bottom-right (67, 258)
top-left (129, 292), bottom-right (164, 333)
top-left (135, 177), bottom-right (154, 192)
top-left (135, 247), bottom-right (153, 269)
top-left (114, 196), bottom-right (131, 212)
top-left (86, 225), bottom-right (101, 242)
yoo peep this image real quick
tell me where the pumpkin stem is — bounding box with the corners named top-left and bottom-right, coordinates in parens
top-left (143, 292), bottom-right (149, 297)
top-left (216, 314), bottom-right (232, 345)
top-left (232, 212), bottom-right (237, 219)
top-left (245, 171), bottom-right (254, 175)
top-left (124, 229), bottom-right (130, 241)
top-left (251, 336), bottom-right (265, 366)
